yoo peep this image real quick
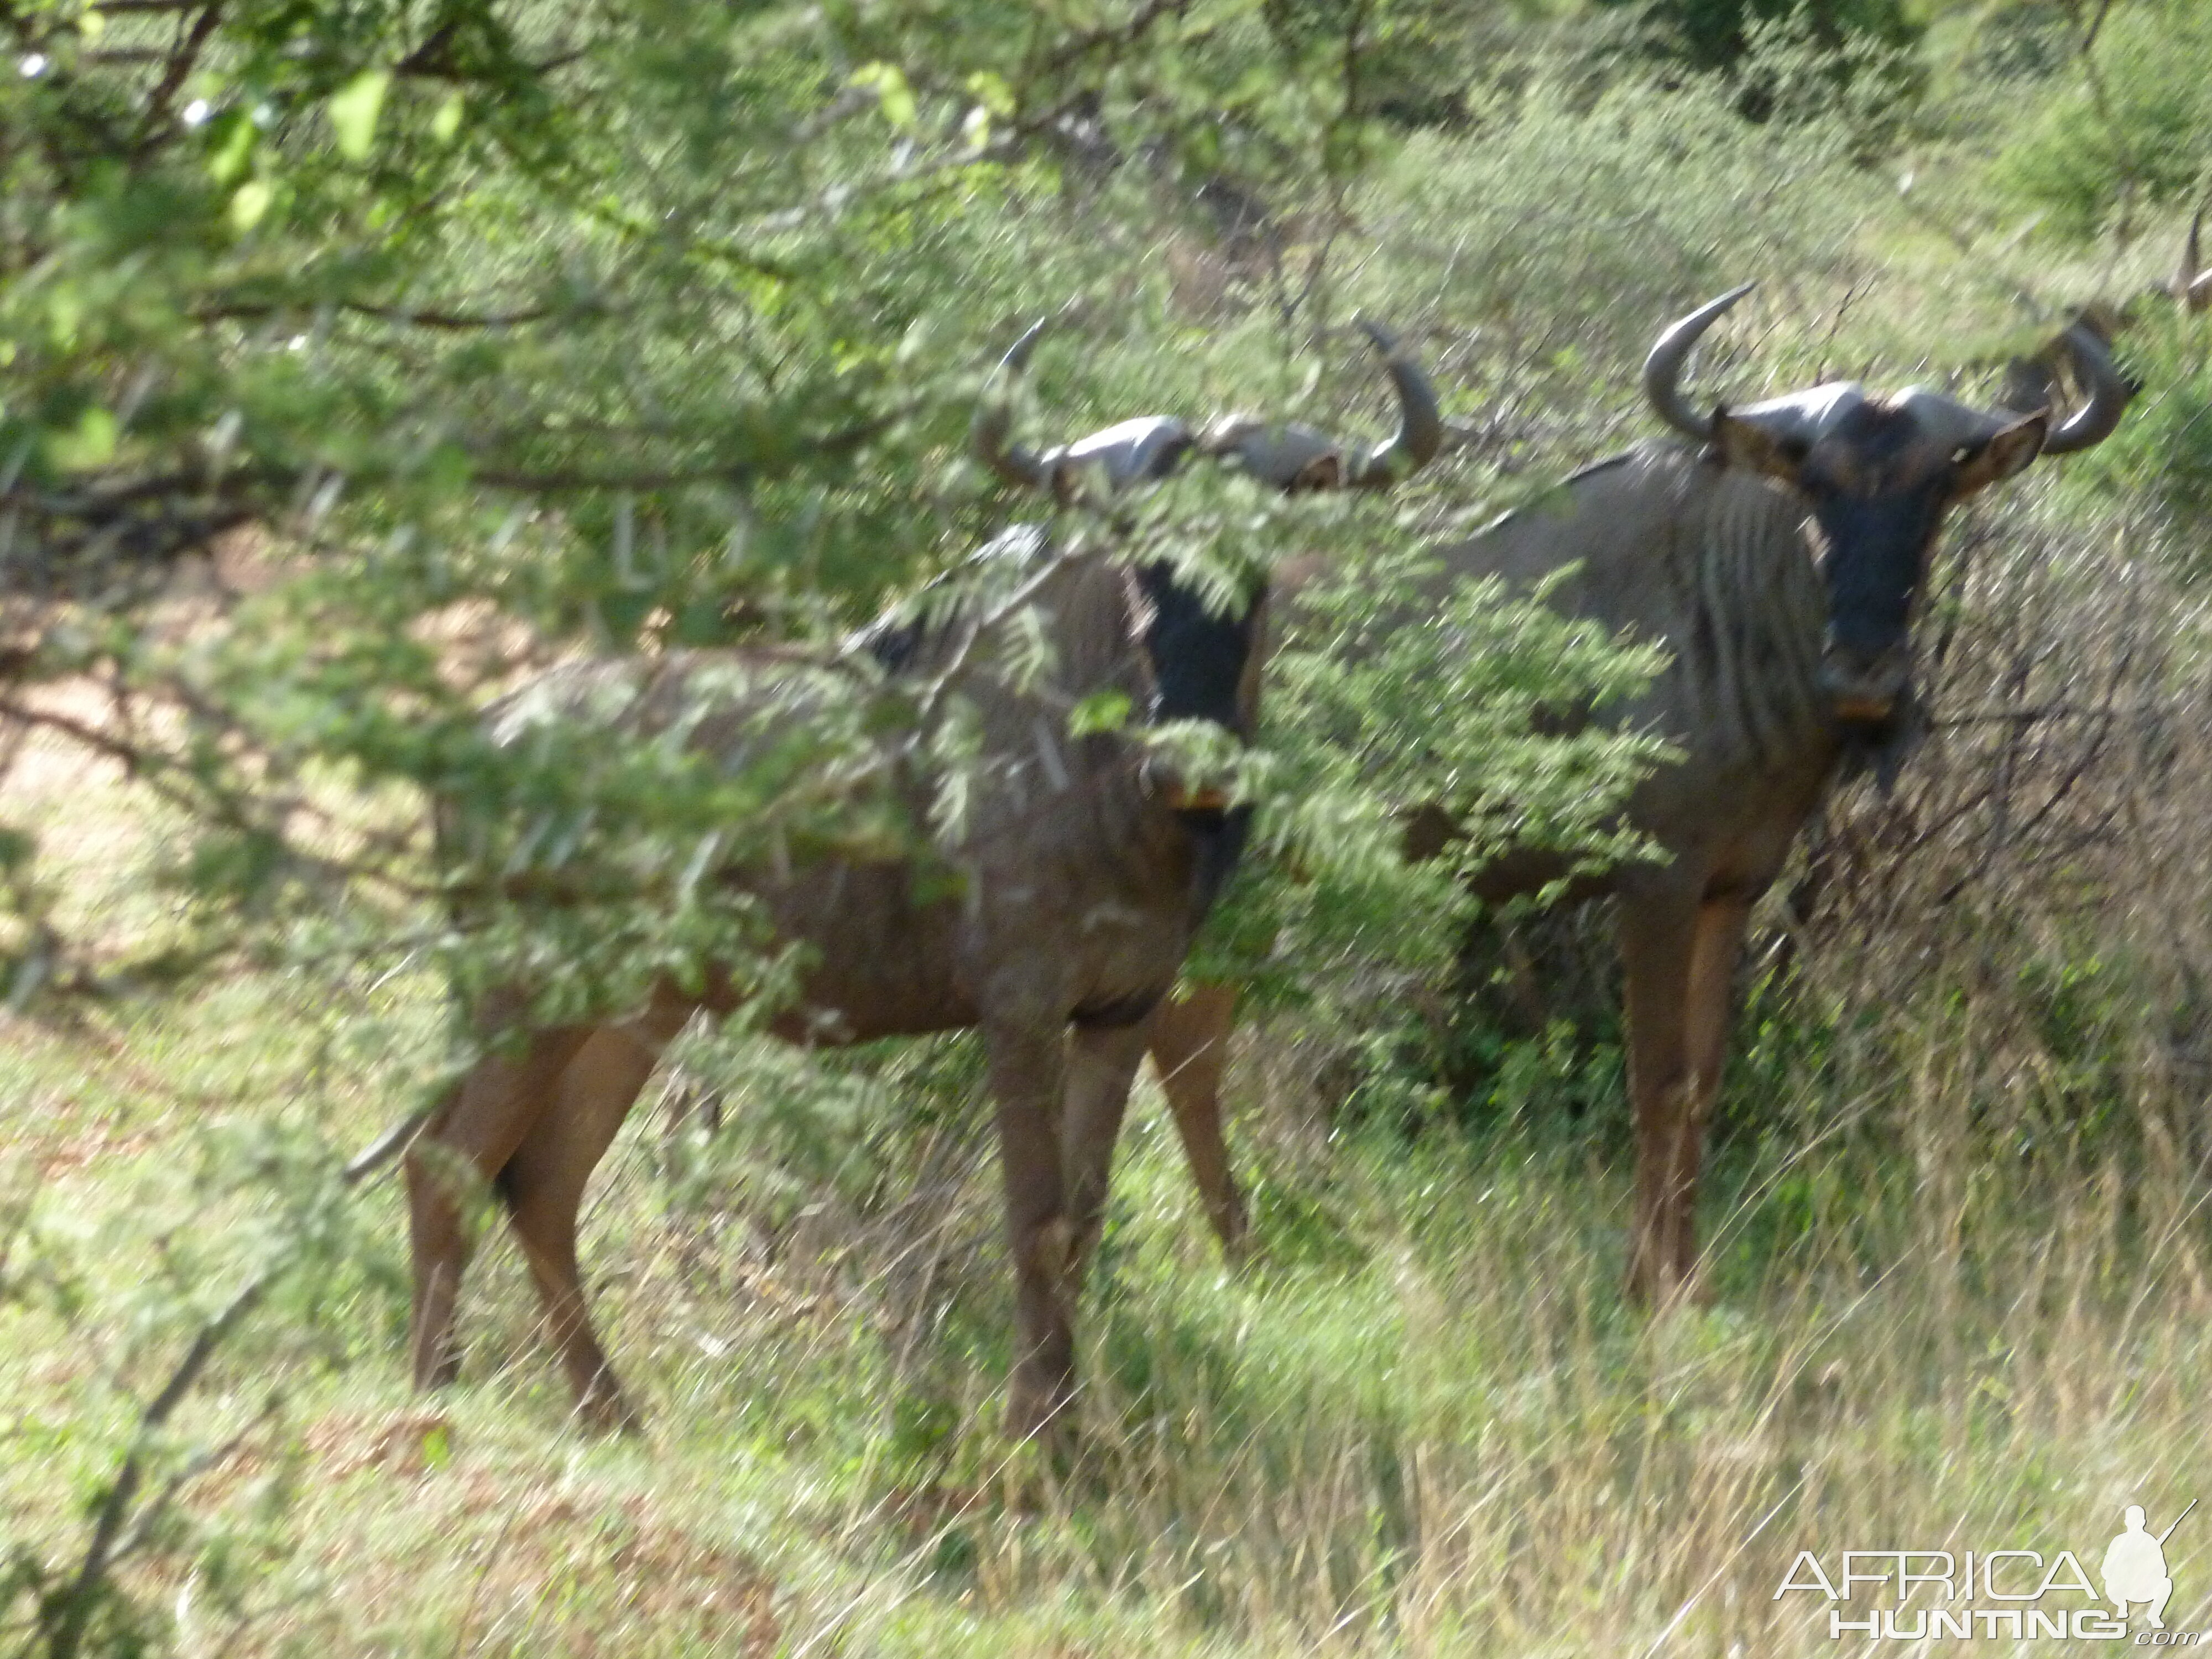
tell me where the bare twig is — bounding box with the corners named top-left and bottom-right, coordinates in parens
top-left (34, 1112), bottom-right (419, 1658)
top-left (471, 409), bottom-right (902, 493)
top-left (106, 1392), bottom-right (284, 1569)
top-left (132, 2), bottom-right (225, 155)
top-left (194, 299), bottom-right (608, 332)
top-left (1034, 0), bottom-right (1188, 77)
top-left (40, 1272), bottom-right (267, 1659)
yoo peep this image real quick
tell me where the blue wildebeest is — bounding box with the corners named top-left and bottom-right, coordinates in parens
top-left (1140, 286), bottom-right (2129, 1303)
top-left (405, 321), bottom-right (1441, 1434)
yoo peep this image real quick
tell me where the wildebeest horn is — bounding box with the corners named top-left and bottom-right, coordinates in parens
top-left (1643, 283), bottom-right (1758, 441)
top-left (1341, 317), bottom-right (1444, 488)
top-left (971, 318), bottom-right (1060, 492)
top-left (2179, 190), bottom-right (2212, 315)
top-left (2036, 320), bottom-right (2130, 456)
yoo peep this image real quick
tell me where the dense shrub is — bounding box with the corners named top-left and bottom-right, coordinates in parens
top-left (1989, 0), bottom-right (2212, 240)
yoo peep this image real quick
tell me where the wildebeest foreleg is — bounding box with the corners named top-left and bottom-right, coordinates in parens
top-left (1144, 985), bottom-right (1249, 1256)
top-left (495, 1012), bottom-right (682, 1433)
top-left (1061, 1021), bottom-right (1150, 1289)
top-left (1676, 894), bottom-right (1752, 1291)
top-left (406, 1016), bottom-right (594, 1395)
top-left (983, 1013), bottom-right (1077, 1439)
top-left (1618, 890), bottom-right (1702, 1309)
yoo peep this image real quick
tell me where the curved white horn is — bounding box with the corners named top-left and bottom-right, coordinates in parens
top-left (971, 318), bottom-right (1060, 492)
top-left (1642, 283), bottom-right (1757, 441)
top-left (2038, 321), bottom-right (2131, 457)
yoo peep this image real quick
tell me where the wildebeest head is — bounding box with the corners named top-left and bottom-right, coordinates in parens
top-left (1643, 284), bottom-right (2130, 726)
top-left (971, 316), bottom-right (1442, 805)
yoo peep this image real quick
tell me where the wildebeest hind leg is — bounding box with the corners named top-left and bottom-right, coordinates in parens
top-left (497, 1016), bottom-right (677, 1433)
top-left (982, 1013), bottom-right (1076, 1440)
top-left (1144, 985), bottom-right (1249, 1257)
top-left (406, 1019), bottom-right (593, 1394)
top-left (1063, 1021), bottom-right (1150, 1292)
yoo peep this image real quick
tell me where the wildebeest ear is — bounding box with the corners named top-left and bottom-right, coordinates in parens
top-left (1953, 411), bottom-right (2047, 498)
top-left (1710, 410), bottom-right (1804, 483)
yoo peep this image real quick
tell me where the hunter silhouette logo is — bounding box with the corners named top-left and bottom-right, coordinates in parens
top-left (1774, 1499), bottom-right (2198, 1642)
top-left (2105, 1503), bottom-right (2192, 1630)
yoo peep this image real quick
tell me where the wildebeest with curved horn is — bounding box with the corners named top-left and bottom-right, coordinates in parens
top-left (405, 319), bottom-right (1440, 1435)
top-left (1142, 284), bottom-right (2129, 1303)
top-left (2004, 196), bottom-right (2211, 418)
top-left (971, 312), bottom-right (1443, 500)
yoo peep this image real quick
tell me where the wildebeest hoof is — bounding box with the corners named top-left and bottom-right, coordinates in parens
top-left (573, 1384), bottom-right (644, 1438)
top-left (1004, 1370), bottom-right (1077, 1446)
top-left (414, 1355), bottom-right (463, 1393)
top-left (1626, 1265), bottom-right (1710, 1317)
top-left (1213, 1198), bottom-right (1253, 1267)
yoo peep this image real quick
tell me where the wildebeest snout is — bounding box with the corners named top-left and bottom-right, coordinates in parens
top-left (1140, 752), bottom-right (1234, 813)
top-left (1817, 641), bottom-right (1910, 725)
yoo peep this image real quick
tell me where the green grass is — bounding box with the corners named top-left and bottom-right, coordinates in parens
top-left (6, 940), bottom-right (2209, 1656)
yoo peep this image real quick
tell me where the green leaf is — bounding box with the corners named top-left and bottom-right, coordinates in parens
top-left (48, 406), bottom-right (116, 471)
top-left (597, 591), bottom-right (656, 640)
top-left (965, 70), bottom-right (1015, 117)
top-left (229, 178), bottom-right (273, 231)
top-left (1068, 691), bottom-right (1133, 737)
top-left (431, 91), bottom-right (465, 144)
top-left (850, 62), bottom-right (917, 133)
top-left (672, 599), bottom-right (733, 645)
top-left (45, 287), bottom-right (80, 345)
top-left (208, 111), bottom-right (256, 184)
top-left (328, 68), bottom-right (392, 161)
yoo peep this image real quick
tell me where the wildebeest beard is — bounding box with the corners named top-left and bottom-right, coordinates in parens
top-left (1180, 802), bottom-right (1253, 923)
top-left (1130, 556), bottom-right (1258, 924)
top-left (858, 543), bottom-right (1259, 914)
top-left (1835, 678), bottom-right (1927, 796)
top-left (1133, 558), bottom-right (1258, 733)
